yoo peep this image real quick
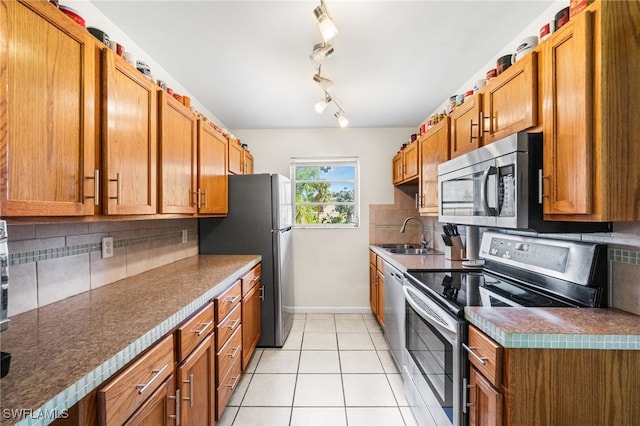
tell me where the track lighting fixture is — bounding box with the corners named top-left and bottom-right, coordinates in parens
top-left (313, 0), bottom-right (339, 42)
top-left (314, 92), bottom-right (332, 114)
top-left (334, 109), bottom-right (349, 128)
top-left (310, 42), bottom-right (334, 65)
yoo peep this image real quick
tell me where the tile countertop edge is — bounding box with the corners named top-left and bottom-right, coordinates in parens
top-left (4, 255), bottom-right (261, 426)
top-left (465, 307), bottom-right (640, 351)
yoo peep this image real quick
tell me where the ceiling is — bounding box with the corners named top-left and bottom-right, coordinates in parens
top-left (90, 0), bottom-right (554, 130)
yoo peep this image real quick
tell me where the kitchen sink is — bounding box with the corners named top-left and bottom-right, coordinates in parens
top-left (384, 248), bottom-right (442, 255)
top-left (376, 243), bottom-right (421, 249)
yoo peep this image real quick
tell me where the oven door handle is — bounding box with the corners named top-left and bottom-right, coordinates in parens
top-left (403, 285), bottom-right (458, 337)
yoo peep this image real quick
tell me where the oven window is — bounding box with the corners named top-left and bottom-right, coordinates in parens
top-left (406, 303), bottom-right (454, 421)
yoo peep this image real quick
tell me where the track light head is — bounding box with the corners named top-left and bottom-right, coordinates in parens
top-left (313, 2), bottom-right (339, 42)
top-left (310, 43), bottom-right (334, 65)
top-left (334, 110), bottom-right (349, 128)
top-left (312, 73), bottom-right (333, 90)
top-left (314, 93), bottom-right (332, 114)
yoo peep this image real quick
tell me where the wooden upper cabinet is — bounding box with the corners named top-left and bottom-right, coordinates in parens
top-left (197, 122), bottom-right (228, 215)
top-left (158, 91), bottom-right (197, 214)
top-left (102, 50), bottom-right (157, 215)
top-left (228, 141), bottom-right (244, 175)
top-left (450, 93), bottom-right (482, 158)
top-left (244, 150), bottom-right (254, 175)
top-left (392, 141), bottom-right (419, 185)
top-left (482, 51), bottom-right (538, 145)
top-left (541, 13), bottom-right (594, 216)
top-left (1, 0), bottom-right (96, 216)
top-left (419, 117), bottom-right (450, 215)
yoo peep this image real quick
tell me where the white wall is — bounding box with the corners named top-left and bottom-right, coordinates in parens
top-left (233, 128), bottom-right (412, 312)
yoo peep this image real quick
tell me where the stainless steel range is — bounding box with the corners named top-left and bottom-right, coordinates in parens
top-left (402, 230), bottom-right (607, 426)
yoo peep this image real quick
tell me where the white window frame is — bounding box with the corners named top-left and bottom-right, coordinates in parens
top-left (290, 157), bottom-right (360, 229)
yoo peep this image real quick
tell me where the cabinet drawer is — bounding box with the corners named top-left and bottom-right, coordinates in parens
top-left (215, 354), bottom-right (242, 421)
top-left (466, 325), bottom-right (502, 387)
top-left (376, 257), bottom-right (385, 273)
top-left (369, 250), bottom-right (377, 266)
top-left (98, 335), bottom-right (174, 426)
top-left (215, 280), bottom-right (242, 322)
top-left (241, 264), bottom-right (261, 296)
top-left (216, 325), bottom-right (242, 387)
top-left (215, 303), bottom-right (241, 351)
top-left (175, 302), bottom-right (214, 362)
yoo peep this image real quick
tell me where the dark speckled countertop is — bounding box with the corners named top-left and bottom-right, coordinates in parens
top-left (0, 255), bottom-right (260, 426)
top-left (466, 307), bottom-right (640, 350)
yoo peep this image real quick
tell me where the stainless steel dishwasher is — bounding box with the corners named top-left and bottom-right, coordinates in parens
top-left (383, 261), bottom-right (405, 370)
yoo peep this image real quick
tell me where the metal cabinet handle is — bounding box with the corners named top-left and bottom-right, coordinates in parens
top-left (136, 364), bottom-right (168, 394)
top-left (227, 319), bottom-right (240, 330)
top-left (470, 120), bottom-right (479, 141)
top-left (108, 173), bottom-right (121, 205)
top-left (194, 320), bottom-right (213, 336)
top-left (227, 295), bottom-right (240, 304)
top-left (482, 112), bottom-right (492, 134)
top-left (84, 169), bottom-right (99, 205)
top-left (229, 345), bottom-right (241, 359)
top-left (540, 170), bottom-right (550, 201)
top-left (463, 377), bottom-right (469, 412)
top-left (462, 343), bottom-right (488, 365)
top-left (226, 375), bottom-right (241, 390)
top-left (259, 285), bottom-right (264, 300)
top-left (202, 190), bottom-right (208, 208)
top-left (183, 373), bottom-right (194, 407)
top-left (169, 388), bottom-right (181, 426)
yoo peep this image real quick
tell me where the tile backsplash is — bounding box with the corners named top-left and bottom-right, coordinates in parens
top-left (7, 219), bottom-right (199, 316)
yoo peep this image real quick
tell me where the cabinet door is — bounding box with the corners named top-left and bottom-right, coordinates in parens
top-left (392, 153), bottom-right (403, 184)
top-left (2, 0), bottom-right (96, 216)
top-left (541, 11), bottom-right (594, 215)
top-left (419, 118), bottom-right (450, 215)
top-left (241, 282), bottom-right (261, 370)
top-left (177, 333), bottom-right (215, 426)
top-left (197, 122), bottom-right (228, 215)
top-left (403, 142), bottom-right (419, 180)
top-left (124, 376), bottom-right (177, 426)
top-left (228, 142), bottom-right (244, 175)
top-left (102, 50), bottom-right (158, 215)
top-left (243, 150), bottom-right (254, 175)
top-left (450, 94), bottom-right (482, 158)
top-left (158, 91), bottom-right (198, 214)
top-left (376, 270), bottom-right (384, 326)
top-left (469, 367), bottom-right (503, 426)
top-left (482, 52), bottom-right (538, 144)
top-left (369, 262), bottom-right (378, 316)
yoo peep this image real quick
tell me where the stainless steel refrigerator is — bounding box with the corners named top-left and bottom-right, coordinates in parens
top-left (198, 174), bottom-right (294, 347)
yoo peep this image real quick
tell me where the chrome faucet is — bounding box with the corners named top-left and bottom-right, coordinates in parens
top-left (400, 216), bottom-right (429, 248)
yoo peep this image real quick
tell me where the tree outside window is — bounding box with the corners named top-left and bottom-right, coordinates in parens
top-left (291, 158), bottom-right (359, 228)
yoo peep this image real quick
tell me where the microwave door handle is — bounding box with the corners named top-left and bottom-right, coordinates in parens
top-left (481, 166), bottom-right (497, 216)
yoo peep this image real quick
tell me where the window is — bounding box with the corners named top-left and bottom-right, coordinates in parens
top-left (291, 157), bottom-right (359, 228)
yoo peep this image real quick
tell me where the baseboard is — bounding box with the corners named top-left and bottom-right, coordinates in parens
top-left (292, 307), bottom-right (371, 314)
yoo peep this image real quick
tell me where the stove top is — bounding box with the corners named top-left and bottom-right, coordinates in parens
top-left (405, 231), bottom-right (608, 317)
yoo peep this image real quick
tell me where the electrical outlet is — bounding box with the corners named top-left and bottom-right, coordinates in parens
top-left (182, 230), bottom-right (188, 244)
top-left (102, 237), bottom-right (114, 259)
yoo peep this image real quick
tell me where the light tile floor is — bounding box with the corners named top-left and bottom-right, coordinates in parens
top-left (218, 313), bottom-right (418, 426)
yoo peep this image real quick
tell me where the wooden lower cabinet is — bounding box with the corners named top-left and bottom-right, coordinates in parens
top-left (177, 333), bottom-right (215, 426)
top-left (468, 367), bottom-right (503, 426)
top-left (468, 325), bottom-right (640, 425)
top-left (123, 376), bottom-right (177, 426)
top-left (242, 281), bottom-right (261, 370)
top-left (368, 251), bottom-right (384, 326)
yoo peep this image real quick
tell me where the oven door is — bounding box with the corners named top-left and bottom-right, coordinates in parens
top-left (403, 284), bottom-right (466, 426)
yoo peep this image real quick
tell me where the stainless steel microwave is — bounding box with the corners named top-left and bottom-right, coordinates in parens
top-left (437, 132), bottom-right (611, 233)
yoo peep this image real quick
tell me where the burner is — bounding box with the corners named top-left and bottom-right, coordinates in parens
top-left (510, 292), bottom-right (554, 307)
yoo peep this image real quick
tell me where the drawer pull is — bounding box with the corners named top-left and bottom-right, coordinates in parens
top-left (169, 388), bottom-right (181, 426)
top-left (108, 173), bottom-right (122, 205)
top-left (226, 295), bottom-right (240, 304)
top-left (228, 346), bottom-right (241, 359)
top-left (183, 374), bottom-right (194, 407)
top-left (227, 319), bottom-right (240, 330)
top-left (250, 276), bottom-right (259, 283)
top-left (194, 320), bottom-right (213, 336)
top-left (462, 343), bottom-right (488, 365)
top-left (226, 375), bottom-right (241, 390)
top-left (136, 364), bottom-right (169, 395)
